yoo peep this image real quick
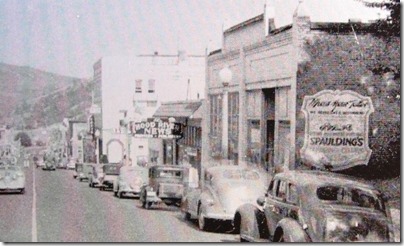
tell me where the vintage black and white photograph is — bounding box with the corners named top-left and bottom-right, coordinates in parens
top-left (0, 0), bottom-right (400, 243)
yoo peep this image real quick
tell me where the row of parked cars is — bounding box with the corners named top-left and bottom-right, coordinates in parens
top-left (69, 161), bottom-right (395, 242)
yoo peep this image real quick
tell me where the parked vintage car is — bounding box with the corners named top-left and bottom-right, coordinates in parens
top-left (74, 163), bottom-right (93, 181)
top-left (113, 165), bottom-right (148, 198)
top-left (232, 170), bottom-right (395, 242)
top-left (88, 164), bottom-right (104, 188)
top-left (0, 165), bottom-right (25, 194)
top-left (35, 159), bottom-right (45, 168)
top-left (99, 163), bottom-right (122, 191)
top-left (56, 159), bottom-right (68, 169)
top-left (67, 158), bottom-right (76, 170)
top-left (140, 165), bottom-right (185, 209)
top-left (42, 160), bottom-right (56, 171)
top-left (181, 165), bottom-right (266, 231)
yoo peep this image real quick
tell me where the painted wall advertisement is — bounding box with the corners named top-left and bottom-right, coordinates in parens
top-left (130, 118), bottom-right (182, 139)
top-left (300, 90), bottom-right (374, 171)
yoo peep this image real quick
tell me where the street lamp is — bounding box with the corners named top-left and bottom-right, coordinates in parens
top-left (219, 66), bottom-right (232, 162)
top-left (95, 129), bottom-right (100, 164)
top-left (219, 66), bottom-right (232, 87)
top-left (119, 110), bottom-right (131, 165)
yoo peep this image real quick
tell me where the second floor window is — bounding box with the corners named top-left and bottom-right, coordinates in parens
top-left (148, 79), bottom-right (155, 93)
top-left (135, 80), bottom-right (142, 93)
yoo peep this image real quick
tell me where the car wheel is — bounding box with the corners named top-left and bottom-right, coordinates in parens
top-left (274, 231), bottom-right (285, 242)
top-left (145, 202), bottom-right (152, 209)
top-left (118, 191), bottom-right (123, 199)
top-left (100, 186), bottom-right (104, 191)
top-left (183, 211), bottom-right (191, 221)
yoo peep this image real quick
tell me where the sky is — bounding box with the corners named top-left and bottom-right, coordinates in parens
top-left (0, 0), bottom-right (388, 78)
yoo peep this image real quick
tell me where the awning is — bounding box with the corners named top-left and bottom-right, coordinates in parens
top-left (153, 100), bottom-right (202, 118)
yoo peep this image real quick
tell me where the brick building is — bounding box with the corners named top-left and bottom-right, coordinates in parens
top-left (203, 0), bottom-right (399, 180)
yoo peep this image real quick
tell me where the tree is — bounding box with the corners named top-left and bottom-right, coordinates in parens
top-left (356, 0), bottom-right (401, 37)
top-left (14, 132), bottom-right (32, 147)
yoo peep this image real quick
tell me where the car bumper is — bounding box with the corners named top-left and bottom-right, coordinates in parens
top-left (0, 181), bottom-right (25, 190)
top-left (121, 187), bottom-right (141, 196)
top-left (204, 212), bottom-right (234, 221)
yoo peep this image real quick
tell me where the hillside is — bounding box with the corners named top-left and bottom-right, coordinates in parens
top-left (0, 63), bottom-right (93, 128)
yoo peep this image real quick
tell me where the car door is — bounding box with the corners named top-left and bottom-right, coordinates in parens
top-left (265, 178), bottom-right (287, 236)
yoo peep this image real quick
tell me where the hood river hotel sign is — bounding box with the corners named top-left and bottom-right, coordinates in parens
top-left (300, 90), bottom-right (374, 171)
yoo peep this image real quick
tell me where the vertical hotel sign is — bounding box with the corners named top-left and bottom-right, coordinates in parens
top-left (300, 90), bottom-right (374, 171)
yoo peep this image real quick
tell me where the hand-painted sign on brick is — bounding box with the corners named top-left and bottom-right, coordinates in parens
top-left (130, 117), bottom-right (182, 139)
top-left (300, 90), bottom-right (374, 171)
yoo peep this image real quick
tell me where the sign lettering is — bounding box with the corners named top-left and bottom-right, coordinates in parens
top-left (130, 118), bottom-right (182, 139)
top-left (300, 90), bottom-right (374, 171)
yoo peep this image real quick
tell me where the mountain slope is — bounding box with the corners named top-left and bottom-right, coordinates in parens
top-left (0, 63), bottom-right (92, 128)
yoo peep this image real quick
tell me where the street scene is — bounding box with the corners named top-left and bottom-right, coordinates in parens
top-left (0, 0), bottom-right (400, 243)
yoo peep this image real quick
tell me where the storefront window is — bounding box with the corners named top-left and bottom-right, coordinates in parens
top-left (228, 92), bottom-right (239, 161)
top-left (209, 94), bottom-right (222, 156)
top-left (247, 120), bottom-right (261, 165)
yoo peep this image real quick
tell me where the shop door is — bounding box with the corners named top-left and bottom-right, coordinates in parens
top-left (266, 120), bottom-right (275, 172)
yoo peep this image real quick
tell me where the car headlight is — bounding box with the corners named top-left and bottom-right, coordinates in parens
top-left (206, 198), bottom-right (215, 206)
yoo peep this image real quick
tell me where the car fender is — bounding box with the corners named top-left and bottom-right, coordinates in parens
top-left (233, 203), bottom-right (269, 241)
top-left (275, 218), bottom-right (310, 242)
top-left (198, 190), bottom-right (216, 214)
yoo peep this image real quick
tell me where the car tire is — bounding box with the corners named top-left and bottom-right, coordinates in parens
top-left (183, 211), bottom-right (191, 221)
top-left (118, 191), bottom-right (122, 199)
top-left (145, 202), bottom-right (152, 209)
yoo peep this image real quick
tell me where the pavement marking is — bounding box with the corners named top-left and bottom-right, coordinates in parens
top-left (32, 166), bottom-right (37, 242)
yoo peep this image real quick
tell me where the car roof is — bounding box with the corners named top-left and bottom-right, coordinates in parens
top-left (206, 165), bottom-right (255, 173)
top-left (275, 170), bottom-right (375, 190)
top-left (150, 165), bottom-right (184, 171)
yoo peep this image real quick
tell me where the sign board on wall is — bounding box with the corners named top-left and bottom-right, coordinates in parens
top-left (130, 118), bottom-right (182, 139)
top-left (300, 90), bottom-right (374, 171)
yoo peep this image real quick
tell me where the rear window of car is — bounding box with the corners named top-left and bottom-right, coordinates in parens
top-left (222, 170), bottom-right (260, 180)
top-left (157, 170), bottom-right (182, 178)
top-left (104, 165), bottom-right (120, 175)
top-left (317, 186), bottom-right (384, 212)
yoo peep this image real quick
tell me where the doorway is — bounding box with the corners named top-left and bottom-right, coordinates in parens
top-left (263, 88), bottom-right (275, 172)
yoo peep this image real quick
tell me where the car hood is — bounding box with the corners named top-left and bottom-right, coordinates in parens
top-left (213, 182), bottom-right (264, 214)
top-left (322, 208), bottom-right (391, 242)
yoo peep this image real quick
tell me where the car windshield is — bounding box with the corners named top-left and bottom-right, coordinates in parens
top-left (104, 165), bottom-right (120, 175)
top-left (222, 169), bottom-right (260, 180)
top-left (156, 170), bottom-right (182, 178)
top-left (317, 185), bottom-right (385, 212)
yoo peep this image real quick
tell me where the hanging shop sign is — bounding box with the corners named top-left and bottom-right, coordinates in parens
top-left (300, 90), bottom-right (374, 171)
top-left (130, 118), bottom-right (182, 139)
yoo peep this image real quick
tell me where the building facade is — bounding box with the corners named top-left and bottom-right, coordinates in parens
top-left (151, 100), bottom-right (203, 173)
top-left (92, 51), bottom-right (205, 165)
top-left (203, 0), bottom-right (398, 180)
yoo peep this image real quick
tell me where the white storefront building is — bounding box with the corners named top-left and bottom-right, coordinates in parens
top-left (93, 51), bottom-right (205, 165)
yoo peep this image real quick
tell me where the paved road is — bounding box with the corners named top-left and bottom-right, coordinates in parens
top-left (0, 164), bottom-right (238, 242)
top-left (0, 160), bottom-right (400, 242)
